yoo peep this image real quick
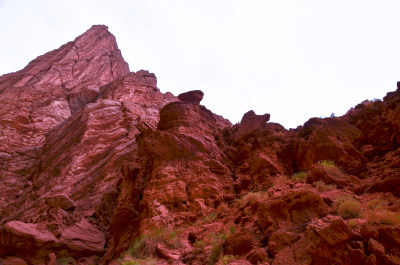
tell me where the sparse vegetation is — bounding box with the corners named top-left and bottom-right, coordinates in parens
top-left (121, 257), bottom-right (157, 265)
top-left (56, 257), bottom-right (75, 265)
top-left (207, 226), bottom-right (236, 265)
top-left (193, 239), bottom-right (206, 254)
top-left (337, 198), bottom-right (362, 219)
top-left (204, 212), bottom-right (218, 222)
top-left (347, 219), bottom-right (358, 229)
top-left (229, 225), bottom-right (236, 235)
top-left (216, 203), bottom-right (229, 217)
top-left (125, 228), bottom-right (182, 258)
top-left (240, 192), bottom-right (262, 204)
top-left (318, 160), bottom-right (336, 167)
top-left (314, 180), bottom-right (336, 192)
top-left (218, 254), bottom-right (238, 264)
top-left (291, 171), bottom-right (307, 181)
top-left (236, 191), bottom-right (268, 206)
top-left (336, 194), bottom-right (354, 204)
top-left (367, 198), bottom-right (387, 210)
top-left (365, 209), bottom-right (400, 226)
top-left (210, 233), bottom-right (227, 265)
top-left (318, 160), bottom-right (343, 178)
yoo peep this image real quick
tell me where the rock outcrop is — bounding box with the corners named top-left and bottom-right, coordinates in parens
top-left (0, 25), bottom-right (399, 265)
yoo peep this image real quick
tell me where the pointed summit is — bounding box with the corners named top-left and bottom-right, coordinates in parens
top-left (8, 25), bottom-right (129, 91)
top-left (0, 26), bottom-right (131, 200)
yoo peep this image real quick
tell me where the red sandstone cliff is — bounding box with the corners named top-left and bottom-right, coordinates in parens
top-left (0, 25), bottom-right (399, 265)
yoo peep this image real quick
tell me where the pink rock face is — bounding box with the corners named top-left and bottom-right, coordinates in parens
top-left (0, 25), bottom-right (176, 264)
top-left (0, 25), bottom-right (129, 214)
top-left (1, 25), bottom-right (400, 265)
top-left (45, 194), bottom-right (77, 211)
top-left (0, 220), bottom-right (105, 263)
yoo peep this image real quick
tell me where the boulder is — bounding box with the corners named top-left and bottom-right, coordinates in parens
top-left (309, 215), bottom-right (353, 246)
top-left (178, 90), bottom-right (204, 104)
top-left (234, 110), bottom-right (270, 143)
top-left (44, 194), bottom-right (76, 211)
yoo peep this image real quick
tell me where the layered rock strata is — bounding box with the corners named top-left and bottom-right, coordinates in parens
top-left (0, 25), bottom-right (399, 265)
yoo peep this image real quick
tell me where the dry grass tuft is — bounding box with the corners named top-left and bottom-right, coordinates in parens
top-left (216, 203), bottom-right (230, 217)
top-left (337, 198), bottom-right (362, 219)
top-left (365, 210), bottom-right (400, 226)
top-left (122, 257), bottom-right (157, 265)
top-left (238, 191), bottom-right (267, 205)
top-left (126, 228), bottom-right (182, 258)
top-left (291, 171), bottom-right (307, 181)
top-left (318, 160), bottom-right (336, 167)
top-left (314, 180), bottom-right (337, 192)
top-left (318, 160), bottom-right (343, 178)
top-left (367, 198), bottom-right (387, 210)
top-left (347, 219), bottom-right (358, 229)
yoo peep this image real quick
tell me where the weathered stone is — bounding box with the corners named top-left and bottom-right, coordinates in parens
top-left (0, 256), bottom-right (28, 265)
top-left (234, 110), bottom-right (270, 143)
top-left (45, 194), bottom-right (76, 211)
top-left (178, 90), bottom-right (204, 104)
top-left (156, 243), bottom-right (181, 260)
top-left (309, 215), bottom-right (353, 246)
top-left (1, 23), bottom-right (400, 265)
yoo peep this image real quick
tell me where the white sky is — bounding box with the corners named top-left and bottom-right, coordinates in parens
top-left (1, 0), bottom-right (399, 128)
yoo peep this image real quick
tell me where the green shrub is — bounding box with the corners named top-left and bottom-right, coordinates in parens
top-left (56, 257), bottom-right (75, 265)
top-left (208, 229), bottom-right (235, 264)
top-left (210, 241), bottom-right (224, 265)
top-left (126, 228), bottom-right (182, 258)
top-left (291, 171), bottom-right (307, 181)
top-left (193, 239), bottom-right (206, 254)
top-left (337, 199), bottom-right (362, 219)
top-left (318, 160), bottom-right (336, 167)
top-left (122, 257), bottom-right (157, 265)
top-left (318, 160), bottom-right (343, 178)
top-left (219, 255), bottom-right (238, 265)
top-left (229, 225), bottom-right (236, 235)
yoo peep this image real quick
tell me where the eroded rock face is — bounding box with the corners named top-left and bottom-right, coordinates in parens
top-left (0, 25), bottom-right (176, 264)
top-left (1, 25), bottom-right (400, 265)
top-left (178, 90), bottom-right (204, 104)
top-left (0, 220), bottom-right (105, 264)
top-left (0, 25), bottom-right (129, 214)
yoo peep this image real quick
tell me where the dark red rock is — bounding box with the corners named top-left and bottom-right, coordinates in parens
top-left (233, 110), bottom-right (270, 143)
top-left (178, 90), bottom-right (204, 104)
top-left (1, 24), bottom-right (400, 265)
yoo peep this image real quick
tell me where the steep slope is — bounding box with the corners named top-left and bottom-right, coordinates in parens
top-left (0, 25), bottom-right (176, 264)
top-left (0, 25), bottom-right (399, 265)
top-left (0, 25), bottom-right (129, 213)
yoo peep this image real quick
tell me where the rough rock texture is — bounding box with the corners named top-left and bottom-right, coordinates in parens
top-left (1, 25), bottom-right (400, 265)
top-left (178, 90), bottom-right (204, 104)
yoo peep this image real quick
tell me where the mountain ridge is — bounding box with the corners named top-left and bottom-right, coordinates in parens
top-left (0, 25), bottom-right (399, 265)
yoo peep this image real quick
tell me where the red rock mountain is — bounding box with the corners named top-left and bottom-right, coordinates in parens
top-left (0, 25), bottom-right (399, 265)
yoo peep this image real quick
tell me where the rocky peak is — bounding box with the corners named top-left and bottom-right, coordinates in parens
top-left (1, 26), bottom-right (400, 265)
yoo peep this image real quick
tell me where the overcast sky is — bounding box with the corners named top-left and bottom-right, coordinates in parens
top-left (1, 0), bottom-right (399, 128)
